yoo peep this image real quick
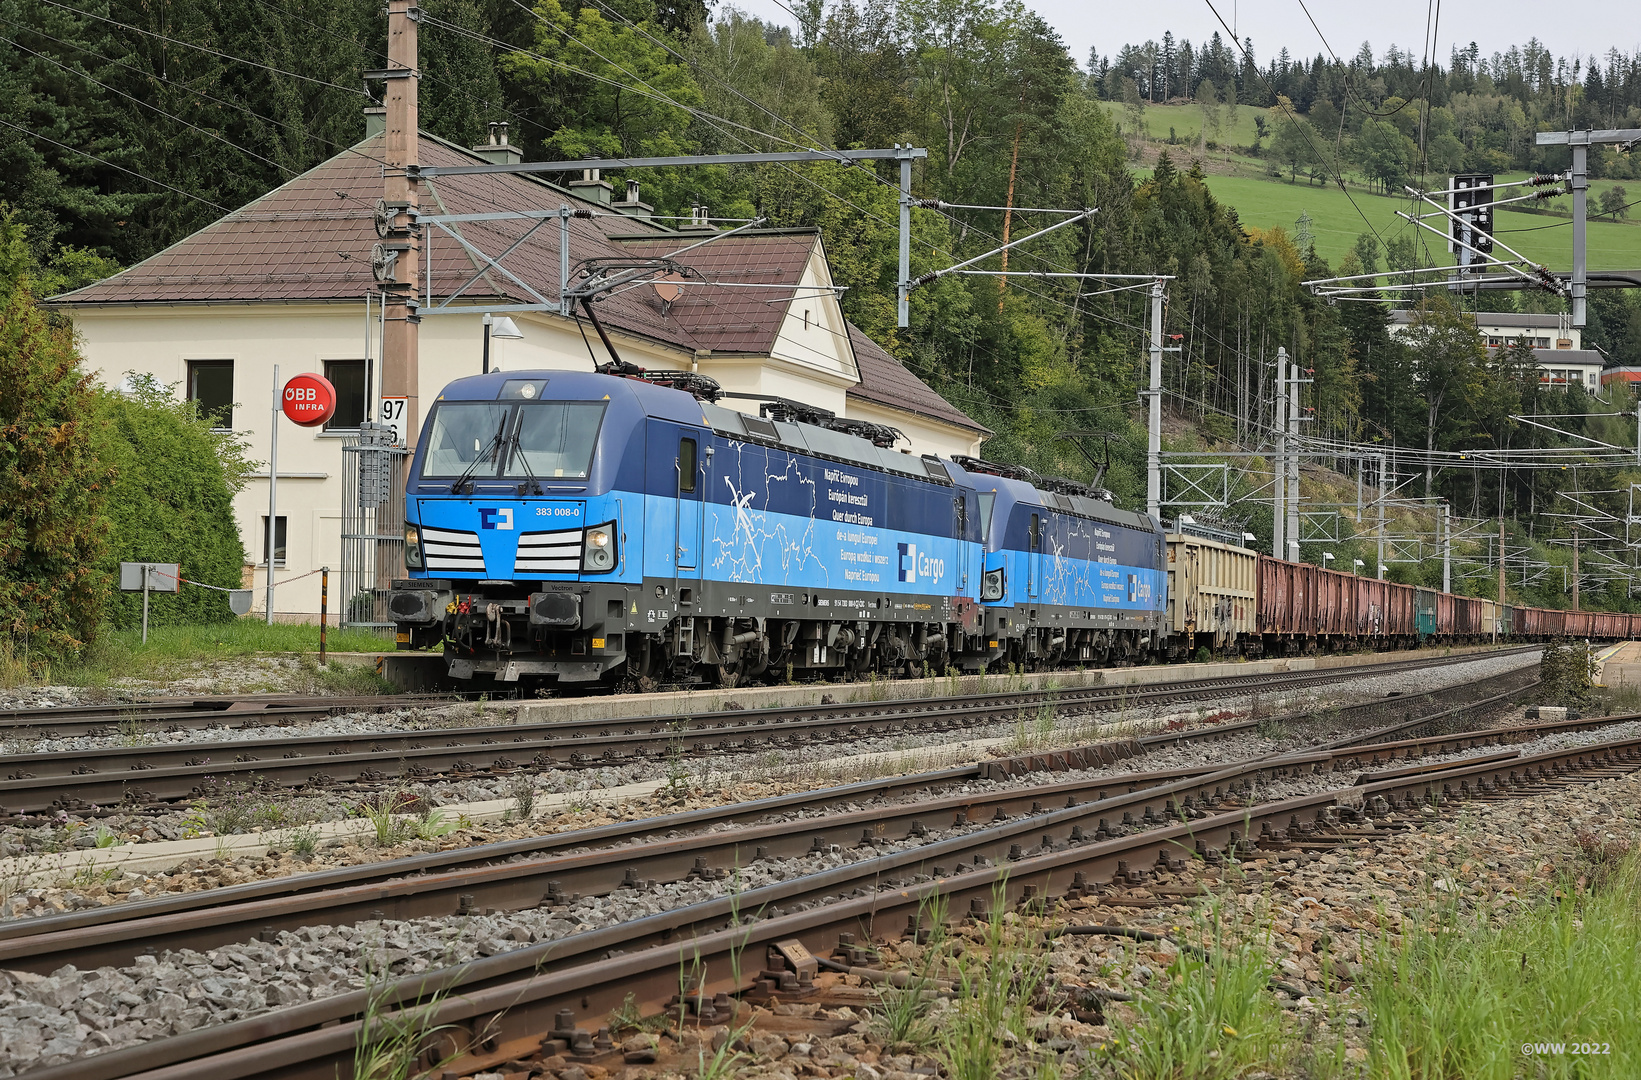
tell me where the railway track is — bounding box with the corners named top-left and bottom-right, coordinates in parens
top-left (17, 711), bottom-right (1637, 1080)
top-left (0, 664), bottom-right (1546, 958)
top-left (0, 647), bottom-right (1530, 738)
top-left (0, 647), bottom-right (1539, 814)
top-left (0, 694), bottom-right (1602, 977)
top-left (0, 694), bottom-right (464, 736)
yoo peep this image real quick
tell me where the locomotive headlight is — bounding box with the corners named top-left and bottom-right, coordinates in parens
top-left (981, 567), bottom-right (1005, 601)
top-left (581, 524), bottom-right (617, 573)
top-left (404, 524), bottom-right (424, 570)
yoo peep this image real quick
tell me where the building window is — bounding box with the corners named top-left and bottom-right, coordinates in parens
top-left (187, 359), bottom-right (234, 428)
top-left (261, 516), bottom-right (287, 568)
top-left (323, 359), bottom-right (368, 430)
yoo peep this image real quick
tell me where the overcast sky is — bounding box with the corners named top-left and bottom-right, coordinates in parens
top-left (730, 0), bottom-right (1636, 71)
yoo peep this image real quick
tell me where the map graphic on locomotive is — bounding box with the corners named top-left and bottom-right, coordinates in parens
top-left (387, 369), bottom-right (1607, 691)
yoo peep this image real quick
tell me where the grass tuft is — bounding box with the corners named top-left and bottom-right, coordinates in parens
top-left (37, 619), bottom-right (390, 688)
top-left (1358, 845), bottom-right (1641, 1079)
top-left (1104, 895), bottom-right (1296, 1080)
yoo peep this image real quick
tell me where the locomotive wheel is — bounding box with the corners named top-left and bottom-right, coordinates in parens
top-left (714, 663), bottom-right (739, 688)
top-left (903, 659), bottom-right (925, 679)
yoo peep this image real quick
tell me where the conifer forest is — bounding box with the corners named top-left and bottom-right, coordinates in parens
top-left (6, 0), bottom-right (1641, 609)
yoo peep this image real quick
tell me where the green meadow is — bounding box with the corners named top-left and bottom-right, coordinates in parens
top-left (1196, 172), bottom-right (1641, 272)
top-left (1100, 102), bottom-right (1641, 272)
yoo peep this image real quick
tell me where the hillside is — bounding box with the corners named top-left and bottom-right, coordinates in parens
top-left (1102, 101), bottom-right (1641, 272)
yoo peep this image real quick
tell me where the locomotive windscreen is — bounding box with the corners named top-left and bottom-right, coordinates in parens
top-left (423, 401), bottom-right (607, 480)
top-left (506, 402), bottom-right (605, 479)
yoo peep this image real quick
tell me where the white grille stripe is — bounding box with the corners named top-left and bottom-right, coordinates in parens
top-left (420, 527), bottom-right (486, 573)
top-left (516, 529), bottom-right (581, 573)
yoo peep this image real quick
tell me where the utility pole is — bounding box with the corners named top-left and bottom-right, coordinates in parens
top-left (380, 0), bottom-right (421, 445)
top-left (1273, 347), bottom-right (1287, 558)
top-left (1442, 501), bottom-right (1451, 594)
top-left (1572, 524), bottom-right (1581, 611)
top-left (1286, 350), bottom-right (1301, 560)
top-left (266, 364), bottom-right (279, 625)
top-left (1570, 140), bottom-right (1587, 328)
top-left (1145, 279), bottom-right (1163, 521)
top-left (1377, 452), bottom-right (1386, 580)
top-left (1498, 516), bottom-right (1507, 608)
top-left (1532, 129), bottom-right (1641, 327)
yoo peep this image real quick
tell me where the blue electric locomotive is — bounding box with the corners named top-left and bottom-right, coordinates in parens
top-left (387, 369), bottom-right (1168, 688)
top-left (947, 459), bottom-right (1166, 668)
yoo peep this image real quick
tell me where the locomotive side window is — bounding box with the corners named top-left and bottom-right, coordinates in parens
top-left (955, 497), bottom-right (968, 537)
top-left (978, 492), bottom-right (996, 541)
top-left (678, 438), bottom-right (697, 493)
top-left (1030, 514), bottom-right (1041, 551)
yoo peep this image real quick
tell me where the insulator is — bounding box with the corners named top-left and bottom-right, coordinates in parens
top-left (1531, 173), bottom-right (1563, 186)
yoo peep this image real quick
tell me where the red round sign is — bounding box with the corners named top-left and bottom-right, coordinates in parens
top-left (281, 373), bottom-right (337, 427)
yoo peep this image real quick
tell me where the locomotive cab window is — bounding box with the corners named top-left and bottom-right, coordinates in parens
top-left (425, 402), bottom-right (510, 478)
top-left (422, 401), bottom-right (606, 480)
top-left (978, 492), bottom-right (996, 542)
top-left (678, 438), bottom-right (697, 493)
top-left (507, 401), bottom-right (605, 479)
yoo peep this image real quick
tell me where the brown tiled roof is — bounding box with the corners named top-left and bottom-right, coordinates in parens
top-left (49, 132), bottom-right (701, 351)
top-left (612, 230), bottom-right (817, 355)
top-left (52, 131), bottom-right (983, 434)
top-left (846, 323), bottom-right (990, 435)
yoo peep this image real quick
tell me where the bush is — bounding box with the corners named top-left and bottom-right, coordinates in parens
top-left (0, 209), bottom-right (113, 666)
top-left (96, 374), bottom-right (252, 629)
top-left (1538, 636), bottom-right (1593, 708)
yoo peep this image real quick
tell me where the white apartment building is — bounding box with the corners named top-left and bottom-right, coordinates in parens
top-left (1388, 309), bottom-right (1604, 391)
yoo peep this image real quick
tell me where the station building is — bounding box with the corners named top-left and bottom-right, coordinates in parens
top-left (49, 125), bottom-right (987, 622)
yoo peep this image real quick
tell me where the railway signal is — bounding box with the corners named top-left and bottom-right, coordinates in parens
top-left (1449, 173), bottom-right (1495, 272)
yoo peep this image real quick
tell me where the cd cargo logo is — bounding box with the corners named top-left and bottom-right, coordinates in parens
top-left (897, 543), bottom-right (945, 584)
top-left (479, 508), bottom-right (514, 530)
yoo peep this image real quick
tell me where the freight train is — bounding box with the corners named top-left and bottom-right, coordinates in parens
top-left (387, 369), bottom-right (1627, 689)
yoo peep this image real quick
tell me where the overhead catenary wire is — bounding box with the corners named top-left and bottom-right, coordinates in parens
top-left (1202, 0), bottom-right (1394, 260)
top-left (494, 0), bottom-right (1105, 293)
top-left (426, 7), bottom-right (1100, 332)
top-left (0, 16), bottom-right (391, 179)
top-left (2, 33), bottom-right (302, 180)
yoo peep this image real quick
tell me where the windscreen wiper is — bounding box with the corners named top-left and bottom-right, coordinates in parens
top-left (506, 422), bottom-right (543, 496)
top-left (450, 418), bottom-right (507, 495)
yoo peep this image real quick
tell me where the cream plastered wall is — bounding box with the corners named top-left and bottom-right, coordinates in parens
top-left (70, 300), bottom-right (975, 619)
top-left (71, 302), bottom-right (693, 620)
top-left (769, 240), bottom-right (859, 380)
top-left (846, 397), bottom-right (985, 459)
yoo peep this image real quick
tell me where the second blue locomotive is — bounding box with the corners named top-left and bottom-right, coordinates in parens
top-left (387, 369), bottom-right (1166, 688)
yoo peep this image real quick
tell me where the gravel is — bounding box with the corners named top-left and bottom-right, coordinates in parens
top-left (0, 652), bottom-right (1552, 912)
top-left (7, 676), bottom-right (1620, 1074)
top-left (9, 732), bottom-right (1629, 1078)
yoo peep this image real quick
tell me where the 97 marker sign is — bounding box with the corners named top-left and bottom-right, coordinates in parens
top-left (380, 396), bottom-right (408, 447)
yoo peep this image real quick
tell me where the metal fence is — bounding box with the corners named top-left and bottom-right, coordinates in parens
top-left (339, 431), bottom-right (410, 635)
